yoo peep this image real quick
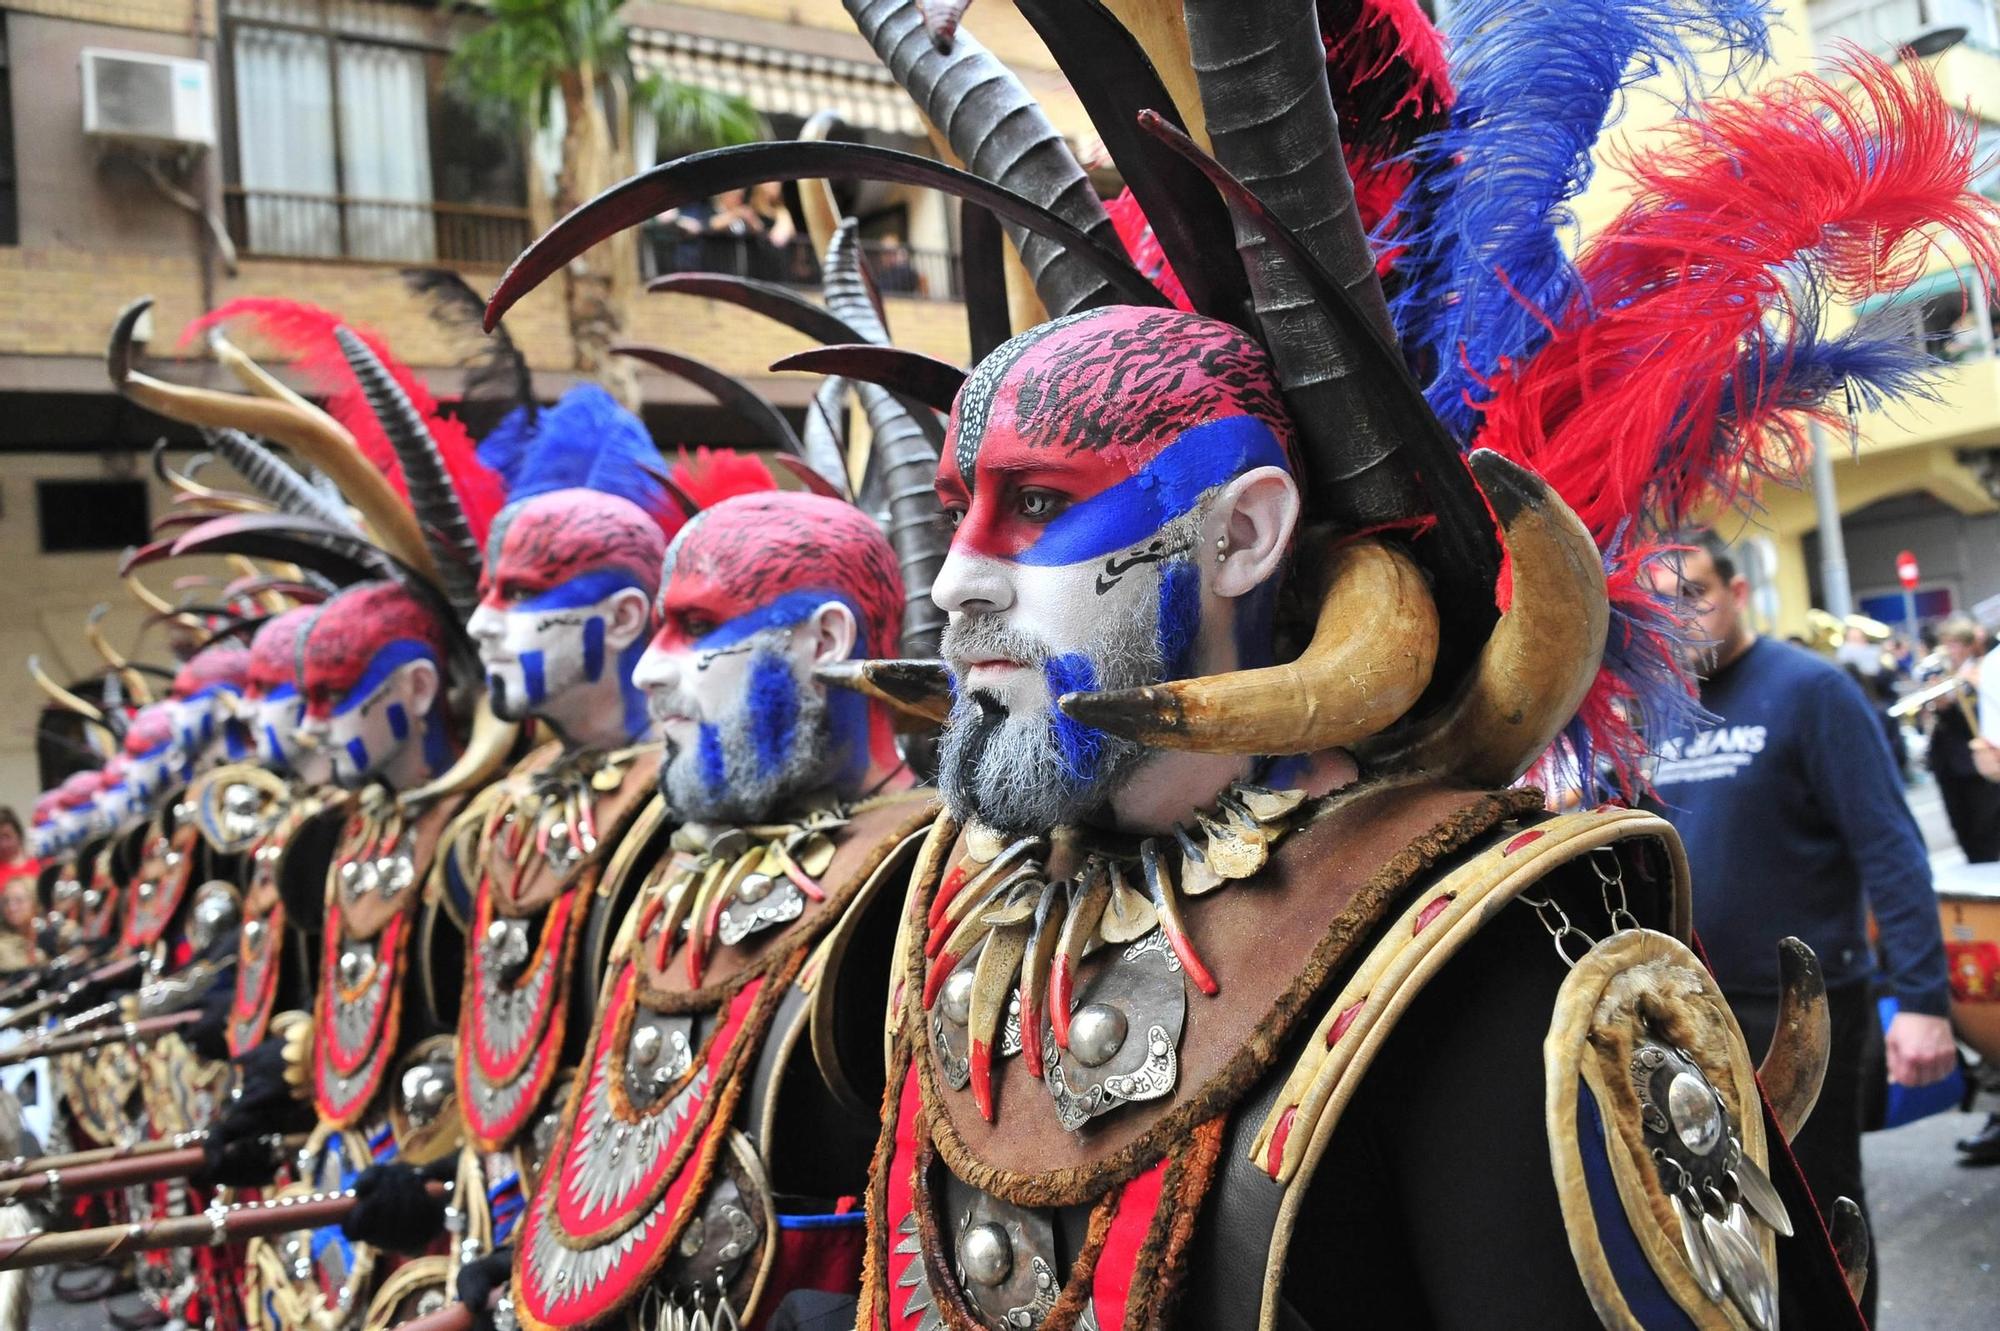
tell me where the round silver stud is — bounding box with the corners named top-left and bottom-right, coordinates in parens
top-left (1068, 1003), bottom-right (1129, 1068)
top-left (136, 881), bottom-right (155, 901)
top-left (1667, 1070), bottom-right (1724, 1156)
top-left (485, 919), bottom-right (512, 948)
top-left (338, 861), bottom-right (360, 890)
top-left (244, 919), bottom-right (266, 945)
top-left (337, 950), bottom-right (368, 989)
top-left (960, 1221), bottom-right (1013, 1287)
top-left (736, 872), bottom-right (773, 904)
top-left (630, 1025), bottom-right (662, 1067)
top-left (940, 968), bottom-right (975, 1026)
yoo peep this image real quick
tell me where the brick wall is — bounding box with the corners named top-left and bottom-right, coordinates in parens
top-left (4, 0), bottom-right (208, 37)
top-left (0, 245), bottom-right (969, 377)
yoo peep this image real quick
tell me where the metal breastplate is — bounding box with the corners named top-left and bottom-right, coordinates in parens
top-left (864, 786), bottom-right (1592, 1331)
top-left (512, 795), bottom-right (937, 1331)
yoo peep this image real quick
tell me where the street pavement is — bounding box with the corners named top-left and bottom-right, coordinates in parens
top-left (16, 778), bottom-right (2000, 1329)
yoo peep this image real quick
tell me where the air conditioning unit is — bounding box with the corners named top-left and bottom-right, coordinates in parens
top-left (80, 49), bottom-right (215, 149)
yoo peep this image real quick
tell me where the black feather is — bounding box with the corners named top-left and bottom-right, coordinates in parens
top-left (402, 267), bottom-right (535, 439)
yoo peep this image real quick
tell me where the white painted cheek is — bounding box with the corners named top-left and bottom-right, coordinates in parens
top-left (1013, 558), bottom-right (1152, 659)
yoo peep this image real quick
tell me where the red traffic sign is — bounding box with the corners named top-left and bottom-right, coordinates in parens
top-left (1897, 550), bottom-right (1920, 590)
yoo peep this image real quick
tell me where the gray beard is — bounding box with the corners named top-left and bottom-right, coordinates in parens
top-left (661, 666), bottom-right (835, 824)
top-left (935, 601), bottom-right (1162, 836)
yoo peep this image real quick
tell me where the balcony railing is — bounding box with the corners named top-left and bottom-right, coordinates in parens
top-left (642, 229), bottom-right (963, 302)
top-left (224, 187), bottom-right (533, 268)
top-left (1807, 0), bottom-right (2000, 53)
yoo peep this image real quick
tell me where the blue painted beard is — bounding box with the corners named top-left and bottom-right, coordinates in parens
top-left (659, 650), bottom-right (855, 824)
top-left (936, 559), bottom-right (1191, 835)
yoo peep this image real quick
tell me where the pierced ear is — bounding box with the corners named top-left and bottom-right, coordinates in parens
top-left (806, 600), bottom-right (859, 667)
top-left (1207, 466), bottom-right (1300, 600)
top-left (603, 587), bottom-right (653, 651)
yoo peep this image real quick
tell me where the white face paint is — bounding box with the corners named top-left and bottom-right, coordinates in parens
top-left (467, 592), bottom-right (622, 725)
top-left (299, 661), bottom-right (433, 790)
top-left (248, 690), bottom-right (329, 785)
top-left (632, 623), bottom-right (797, 758)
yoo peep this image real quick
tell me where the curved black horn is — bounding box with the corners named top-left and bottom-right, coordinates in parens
top-left (332, 326), bottom-right (484, 621)
top-left (844, 0), bottom-right (1121, 318)
top-left (487, 141), bottom-right (1163, 329)
top-left (771, 347), bottom-right (964, 416)
top-left (610, 344), bottom-right (814, 464)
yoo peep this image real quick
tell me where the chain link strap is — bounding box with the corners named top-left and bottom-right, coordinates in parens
top-left (1517, 844), bottom-right (1637, 969)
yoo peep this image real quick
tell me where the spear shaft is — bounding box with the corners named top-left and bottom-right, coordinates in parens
top-left (0, 1182), bottom-right (447, 1271)
top-left (0, 1009), bottom-right (198, 1068)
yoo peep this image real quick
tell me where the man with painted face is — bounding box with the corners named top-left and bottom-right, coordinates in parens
top-left (502, 489), bottom-right (941, 1331)
top-left (338, 386), bottom-right (686, 1277)
top-left (167, 641), bottom-right (255, 779)
top-left (839, 303), bottom-right (1842, 1331)
top-left (186, 606), bottom-right (344, 1058)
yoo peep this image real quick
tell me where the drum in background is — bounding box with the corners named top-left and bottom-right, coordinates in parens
top-left (1934, 863), bottom-right (2000, 1063)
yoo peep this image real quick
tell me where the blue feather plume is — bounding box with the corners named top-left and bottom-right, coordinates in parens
top-left (478, 385), bottom-right (670, 521)
top-left (1390, 0), bottom-right (1776, 443)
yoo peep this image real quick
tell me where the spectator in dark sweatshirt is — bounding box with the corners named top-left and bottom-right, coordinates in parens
top-left (1646, 528), bottom-right (1955, 1326)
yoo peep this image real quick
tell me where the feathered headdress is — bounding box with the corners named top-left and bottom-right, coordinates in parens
top-left (1447, 49), bottom-right (2000, 793)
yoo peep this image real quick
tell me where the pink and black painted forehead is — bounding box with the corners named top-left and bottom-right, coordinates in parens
top-left (299, 582), bottom-right (447, 701)
top-left (171, 642), bottom-right (253, 700)
top-left (662, 492), bottom-right (902, 658)
top-left (486, 490), bottom-right (667, 594)
top-left (248, 607), bottom-right (317, 696)
top-left (946, 306), bottom-right (1296, 488)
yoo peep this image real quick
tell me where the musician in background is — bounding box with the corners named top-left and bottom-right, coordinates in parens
top-left (1647, 527), bottom-right (1956, 1321)
top-left (1927, 618), bottom-right (2000, 862)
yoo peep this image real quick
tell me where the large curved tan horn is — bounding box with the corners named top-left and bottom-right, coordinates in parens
top-left (1057, 539), bottom-right (1437, 755)
top-left (28, 656), bottom-right (105, 723)
top-left (208, 326), bottom-right (344, 432)
top-left (396, 697), bottom-right (521, 811)
top-left (1758, 937), bottom-right (1830, 1142)
top-left (83, 605), bottom-right (154, 705)
top-left (107, 299), bottom-right (438, 584)
top-left (815, 659), bottom-right (952, 729)
top-left (1355, 451), bottom-right (1607, 787)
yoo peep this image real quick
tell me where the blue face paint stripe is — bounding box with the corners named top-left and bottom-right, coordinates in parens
top-left (520, 651), bottom-right (548, 706)
top-left (697, 724), bottom-right (727, 796)
top-left (515, 570), bottom-right (646, 613)
top-left (263, 683), bottom-right (298, 702)
top-left (1155, 558), bottom-right (1202, 681)
top-left (263, 725), bottom-right (285, 761)
top-left (691, 590), bottom-right (847, 651)
top-left (386, 703), bottom-right (410, 742)
top-left (582, 617), bottom-right (606, 682)
top-left (329, 640), bottom-right (438, 718)
top-left (345, 738), bottom-right (370, 773)
top-left (747, 652), bottom-right (800, 777)
top-left (1017, 416), bottom-right (1290, 567)
top-left (1043, 654), bottom-right (1104, 785)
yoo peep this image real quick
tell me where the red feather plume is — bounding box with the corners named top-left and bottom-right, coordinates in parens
top-left (672, 447), bottom-right (777, 510)
top-left (184, 298), bottom-right (507, 547)
top-left (1477, 51), bottom-right (2000, 546)
top-left (1474, 50), bottom-right (2000, 791)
